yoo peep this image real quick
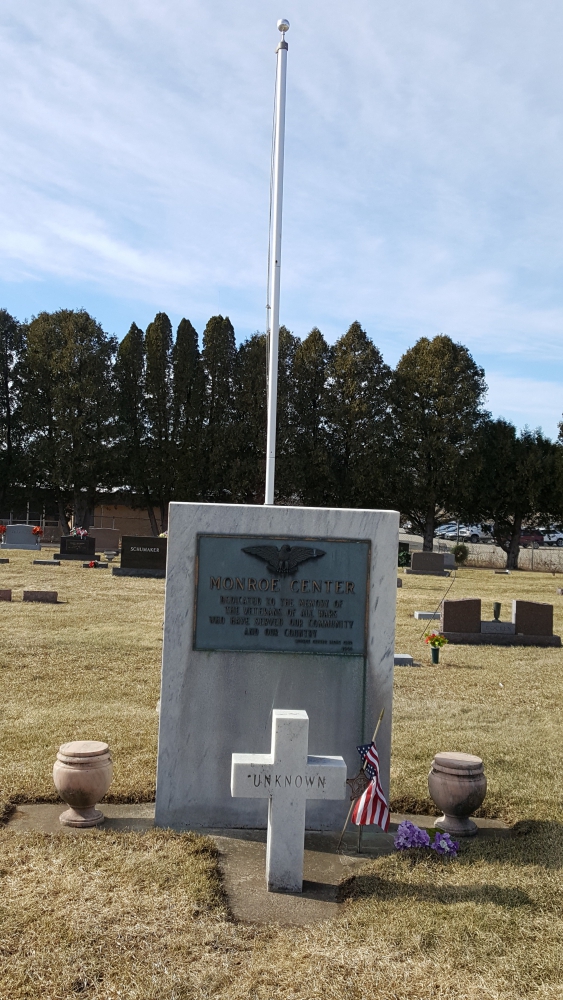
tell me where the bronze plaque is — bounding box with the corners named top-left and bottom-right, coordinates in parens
top-left (193, 533), bottom-right (370, 655)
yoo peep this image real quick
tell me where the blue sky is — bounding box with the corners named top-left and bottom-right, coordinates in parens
top-left (1, 1), bottom-right (562, 436)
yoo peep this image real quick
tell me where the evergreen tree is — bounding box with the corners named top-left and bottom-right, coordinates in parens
top-left (390, 335), bottom-right (487, 550)
top-left (144, 312), bottom-right (174, 531)
top-left (114, 322), bottom-right (161, 535)
top-left (201, 315), bottom-right (236, 500)
top-left (288, 328), bottom-right (331, 505)
top-left (19, 309), bottom-right (116, 531)
top-left (172, 318), bottom-right (204, 501)
top-left (233, 332), bottom-right (267, 502)
top-left (273, 326), bottom-right (300, 503)
top-left (473, 420), bottom-right (563, 569)
top-left (325, 321), bottom-right (392, 507)
top-left (0, 309), bottom-right (23, 508)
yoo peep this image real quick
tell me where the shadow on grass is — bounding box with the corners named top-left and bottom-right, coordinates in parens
top-left (459, 820), bottom-right (563, 870)
top-left (340, 874), bottom-right (532, 908)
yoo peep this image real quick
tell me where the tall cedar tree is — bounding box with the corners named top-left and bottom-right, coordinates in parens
top-left (390, 335), bottom-right (487, 550)
top-left (201, 315), bottom-right (236, 500)
top-left (325, 321), bottom-right (392, 507)
top-left (233, 332), bottom-right (267, 503)
top-left (272, 326), bottom-right (300, 503)
top-left (473, 420), bottom-right (563, 569)
top-left (19, 309), bottom-right (116, 531)
top-left (288, 328), bottom-right (331, 505)
top-left (172, 318), bottom-right (204, 501)
top-left (0, 309), bottom-right (23, 507)
top-left (144, 312), bottom-right (174, 532)
top-left (114, 323), bottom-right (161, 535)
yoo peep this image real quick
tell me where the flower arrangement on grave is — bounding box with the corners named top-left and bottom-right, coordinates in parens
top-left (394, 820), bottom-right (459, 858)
top-left (0, 525), bottom-right (5, 535)
top-left (88, 561), bottom-right (96, 568)
top-left (70, 527), bottom-right (88, 537)
top-left (32, 526), bottom-right (43, 536)
top-left (424, 632), bottom-right (448, 648)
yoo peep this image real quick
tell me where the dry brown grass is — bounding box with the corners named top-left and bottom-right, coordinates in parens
top-left (0, 822), bottom-right (561, 999)
top-left (1, 552), bottom-right (563, 998)
top-left (0, 550), bottom-right (163, 802)
top-left (393, 567), bottom-right (563, 824)
top-left (1, 552), bottom-right (562, 825)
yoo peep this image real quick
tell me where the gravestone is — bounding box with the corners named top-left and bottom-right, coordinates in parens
top-left (23, 590), bottom-right (57, 603)
top-left (512, 600), bottom-right (553, 636)
top-left (0, 589), bottom-right (12, 601)
top-left (112, 536), bottom-right (167, 578)
top-left (0, 525), bottom-right (41, 550)
top-left (155, 501), bottom-right (398, 830)
top-left (88, 527), bottom-right (120, 550)
top-left (231, 709), bottom-right (346, 891)
top-left (406, 551), bottom-right (448, 576)
top-left (441, 599), bottom-right (481, 633)
top-left (59, 536), bottom-right (97, 561)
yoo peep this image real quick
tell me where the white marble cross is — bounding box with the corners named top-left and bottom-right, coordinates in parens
top-left (231, 709), bottom-right (347, 892)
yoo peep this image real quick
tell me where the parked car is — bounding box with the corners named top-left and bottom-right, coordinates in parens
top-left (442, 524), bottom-right (493, 544)
top-left (541, 529), bottom-right (563, 547)
top-left (520, 528), bottom-right (544, 548)
top-left (435, 523), bottom-right (457, 538)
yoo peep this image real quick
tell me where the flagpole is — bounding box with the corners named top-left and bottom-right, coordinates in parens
top-left (264, 19), bottom-right (289, 506)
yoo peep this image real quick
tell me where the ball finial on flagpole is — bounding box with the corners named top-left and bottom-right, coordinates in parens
top-left (277, 19), bottom-right (290, 33)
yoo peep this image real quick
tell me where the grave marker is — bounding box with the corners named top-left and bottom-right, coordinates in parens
top-left (406, 551), bottom-right (449, 576)
top-left (155, 502), bottom-right (398, 830)
top-left (1, 525), bottom-right (41, 550)
top-left (0, 589), bottom-right (12, 602)
top-left (112, 536), bottom-right (167, 578)
top-left (59, 536), bottom-right (97, 561)
top-left (23, 591), bottom-right (58, 604)
top-left (231, 709), bottom-right (346, 891)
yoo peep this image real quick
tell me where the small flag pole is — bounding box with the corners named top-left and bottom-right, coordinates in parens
top-left (336, 708), bottom-right (385, 851)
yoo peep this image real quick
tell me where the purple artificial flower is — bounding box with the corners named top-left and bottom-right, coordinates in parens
top-left (431, 831), bottom-right (459, 857)
top-left (394, 820), bottom-right (431, 850)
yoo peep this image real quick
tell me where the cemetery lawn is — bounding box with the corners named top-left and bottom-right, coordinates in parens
top-left (1, 552), bottom-right (561, 823)
top-left (1, 553), bottom-right (562, 998)
top-left (1, 822), bottom-right (561, 998)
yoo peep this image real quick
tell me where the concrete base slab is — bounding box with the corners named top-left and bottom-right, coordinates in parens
top-left (112, 567), bottom-right (166, 578)
top-left (414, 611), bottom-right (440, 620)
top-left (33, 560), bottom-right (61, 566)
top-left (406, 569), bottom-right (450, 577)
top-left (443, 631), bottom-right (561, 646)
top-left (394, 653), bottom-right (414, 666)
top-left (7, 802), bottom-right (156, 834)
top-left (5, 804), bottom-right (510, 926)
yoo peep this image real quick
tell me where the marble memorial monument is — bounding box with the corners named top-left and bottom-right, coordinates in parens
top-left (155, 502), bottom-right (398, 830)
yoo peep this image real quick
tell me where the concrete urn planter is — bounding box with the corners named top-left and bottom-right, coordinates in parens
top-left (428, 751), bottom-right (486, 837)
top-left (53, 740), bottom-right (113, 827)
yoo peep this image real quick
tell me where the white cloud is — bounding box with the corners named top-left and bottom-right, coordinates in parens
top-left (0, 0), bottom-right (563, 428)
top-left (485, 373), bottom-right (562, 439)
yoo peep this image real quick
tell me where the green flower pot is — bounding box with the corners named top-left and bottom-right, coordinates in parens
top-left (431, 646), bottom-right (440, 665)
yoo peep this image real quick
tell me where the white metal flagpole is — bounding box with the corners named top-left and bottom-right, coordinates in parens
top-left (264, 18), bottom-right (290, 506)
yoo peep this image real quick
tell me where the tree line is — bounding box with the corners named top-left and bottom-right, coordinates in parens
top-left (1, 307), bottom-right (562, 568)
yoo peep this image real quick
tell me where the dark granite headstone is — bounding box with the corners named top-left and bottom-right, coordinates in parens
top-left (112, 536), bottom-right (167, 577)
top-left (59, 536), bottom-right (96, 560)
top-left (442, 598), bottom-right (481, 633)
top-left (512, 600), bottom-right (553, 636)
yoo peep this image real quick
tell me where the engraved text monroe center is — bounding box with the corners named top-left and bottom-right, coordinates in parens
top-left (194, 534), bottom-right (370, 656)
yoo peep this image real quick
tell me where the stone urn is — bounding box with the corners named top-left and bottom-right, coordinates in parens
top-left (53, 740), bottom-right (113, 827)
top-left (428, 752), bottom-right (486, 837)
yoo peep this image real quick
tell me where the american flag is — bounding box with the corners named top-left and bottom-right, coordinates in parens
top-left (351, 741), bottom-right (390, 831)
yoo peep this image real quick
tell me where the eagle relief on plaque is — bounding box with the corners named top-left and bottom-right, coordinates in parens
top-left (193, 534), bottom-right (370, 655)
